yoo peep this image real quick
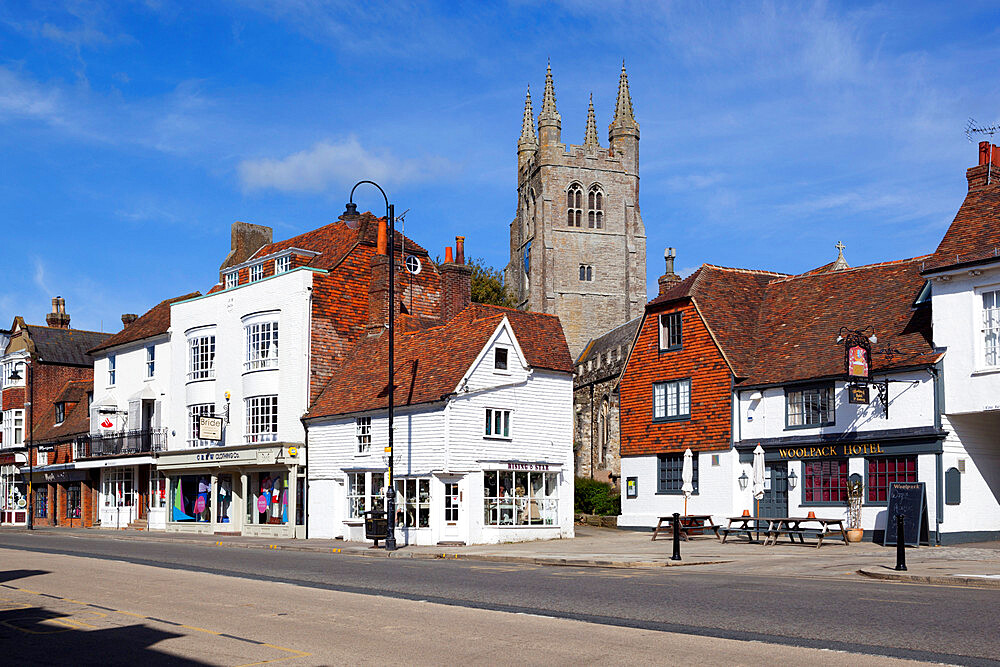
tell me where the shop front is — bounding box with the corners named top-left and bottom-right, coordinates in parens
top-left (736, 427), bottom-right (946, 543)
top-left (29, 467), bottom-right (95, 528)
top-left (476, 460), bottom-right (570, 545)
top-left (156, 443), bottom-right (306, 539)
top-left (1, 452), bottom-right (28, 525)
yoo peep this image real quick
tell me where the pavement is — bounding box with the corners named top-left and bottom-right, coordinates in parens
top-left (4, 522), bottom-right (1000, 588)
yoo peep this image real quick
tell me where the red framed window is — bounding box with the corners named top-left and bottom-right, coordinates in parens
top-left (867, 456), bottom-right (917, 503)
top-left (803, 459), bottom-right (847, 503)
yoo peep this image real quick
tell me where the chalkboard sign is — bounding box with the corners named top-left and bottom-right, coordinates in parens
top-left (882, 481), bottom-right (929, 547)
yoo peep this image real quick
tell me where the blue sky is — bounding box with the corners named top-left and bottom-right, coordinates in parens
top-left (3, 1), bottom-right (1000, 332)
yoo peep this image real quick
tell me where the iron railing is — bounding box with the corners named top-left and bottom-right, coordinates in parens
top-left (75, 428), bottom-right (167, 459)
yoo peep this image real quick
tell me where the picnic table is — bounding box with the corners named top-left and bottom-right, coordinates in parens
top-left (762, 517), bottom-right (850, 548)
top-left (651, 514), bottom-right (720, 541)
top-left (718, 516), bottom-right (769, 543)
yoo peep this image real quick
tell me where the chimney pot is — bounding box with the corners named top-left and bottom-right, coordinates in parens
top-left (121, 313), bottom-right (138, 327)
top-left (46, 296), bottom-right (71, 328)
top-left (376, 218), bottom-right (388, 255)
top-left (658, 247), bottom-right (681, 297)
top-left (456, 236), bottom-right (465, 264)
top-left (445, 246), bottom-right (454, 264)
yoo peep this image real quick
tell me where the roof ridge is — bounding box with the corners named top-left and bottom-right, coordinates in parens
top-left (26, 324), bottom-right (110, 335)
top-left (701, 264), bottom-right (788, 276)
top-left (768, 255), bottom-right (932, 284)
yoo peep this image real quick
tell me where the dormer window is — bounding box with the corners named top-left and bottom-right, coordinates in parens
top-left (249, 264), bottom-right (264, 283)
top-left (55, 403), bottom-right (65, 424)
top-left (224, 272), bottom-right (238, 289)
top-left (275, 256), bottom-right (291, 274)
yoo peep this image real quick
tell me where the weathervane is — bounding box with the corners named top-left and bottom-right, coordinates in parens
top-left (966, 118), bottom-right (1000, 185)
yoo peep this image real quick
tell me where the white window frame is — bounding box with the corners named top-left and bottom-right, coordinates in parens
top-left (394, 477), bottom-right (431, 528)
top-left (355, 417), bottom-right (371, 454)
top-left (245, 395), bottom-right (278, 443)
top-left (244, 319), bottom-right (279, 372)
top-left (146, 345), bottom-right (156, 379)
top-left (274, 255), bottom-right (291, 274)
top-left (484, 408), bottom-right (512, 439)
top-left (347, 471), bottom-right (386, 519)
top-left (981, 288), bottom-right (1000, 368)
top-left (653, 379), bottom-right (691, 421)
top-left (224, 272), bottom-right (238, 289)
top-left (1, 359), bottom-right (25, 389)
top-left (249, 263), bottom-right (264, 282)
top-left (101, 468), bottom-right (135, 508)
top-left (483, 469), bottom-right (559, 527)
top-left (108, 354), bottom-right (116, 386)
top-left (188, 403), bottom-right (216, 447)
top-left (493, 347), bottom-right (509, 373)
top-left (55, 402), bottom-right (65, 425)
top-left (187, 332), bottom-right (216, 381)
top-left (2, 409), bottom-right (24, 448)
top-left (658, 311), bottom-right (683, 351)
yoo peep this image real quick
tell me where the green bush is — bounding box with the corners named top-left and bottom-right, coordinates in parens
top-left (575, 477), bottom-right (621, 516)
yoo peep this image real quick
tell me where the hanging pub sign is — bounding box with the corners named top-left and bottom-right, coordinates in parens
top-left (199, 416), bottom-right (223, 441)
top-left (839, 327), bottom-right (874, 383)
top-left (848, 384), bottom-right (870, 404)
top-left (847, 345), bottom-right (870, 379)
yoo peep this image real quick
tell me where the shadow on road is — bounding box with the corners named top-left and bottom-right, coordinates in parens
top-left (0, 569), bottom-right (49, 584)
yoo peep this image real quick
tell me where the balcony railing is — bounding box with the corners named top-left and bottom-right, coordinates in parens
top-left (76, 428), bottom-right (167, 459)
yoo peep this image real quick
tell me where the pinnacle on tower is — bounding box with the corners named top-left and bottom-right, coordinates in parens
top-left (518, 84), bottom-right (537, 150)
top-left (609, 60), bottom-right (639, 138)
top-left (538, 60), bottom-right (561, 125)
top-left (584, 93), bottom-right (600, 148)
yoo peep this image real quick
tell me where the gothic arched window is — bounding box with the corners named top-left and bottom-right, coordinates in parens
top-left (588, 185), bottom-right (604, 229)
top-left (567, 184), bottom-right (583, 227)
top-left (599, 395), bottom-right (611, 465)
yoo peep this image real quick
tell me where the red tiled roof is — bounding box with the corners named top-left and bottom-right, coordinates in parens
top-left (305, 304), bottom-right (571, 420)
top-left (32, 380), bottom-right (92, 444)
top-left (89, 292), bottom-right (201, 354)
top-left (643, 259), bottom-right (939, 386)
top-left (923, 164), bottom-right (1000, 273)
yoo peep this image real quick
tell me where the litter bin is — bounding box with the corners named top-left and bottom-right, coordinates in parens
top-left (364, 510), bottom-right (388, 547)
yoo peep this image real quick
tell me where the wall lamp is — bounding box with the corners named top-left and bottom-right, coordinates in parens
top-left (738, 470), bottom-right (749, 491)
top-left (787, 469), bottom-right (798, 490)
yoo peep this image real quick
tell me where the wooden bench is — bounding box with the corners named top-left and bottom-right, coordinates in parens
top-left (763, 518), bottom-right (849, 548)
top-left (719, 517), bottom-right (769, 543)
top-left (651, 515), bottom-right (721, 541)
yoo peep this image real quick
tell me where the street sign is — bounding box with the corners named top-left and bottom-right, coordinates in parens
top-left (199, 416), bottom-right (223, 441)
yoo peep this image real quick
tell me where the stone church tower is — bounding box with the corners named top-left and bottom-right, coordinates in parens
top-left (505, 63), bottom-right (647, 359)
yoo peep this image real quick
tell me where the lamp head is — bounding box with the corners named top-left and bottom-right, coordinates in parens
top-left (339, 202), bottom-right (361, 229)
top-left (8, 368), bottom-right (21, 381)
top-left (868, 334), bottom-right (877, 344)
top-left (835, 335), bottom-right (843, 343)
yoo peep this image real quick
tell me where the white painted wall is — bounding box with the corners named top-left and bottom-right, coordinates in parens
top-left (940, 412), bottom-right (1000, 535)
top-left (91, 335), bottom-right (171, 433)
top-left (306, 318), bottom-right (575, 545)
top-left (167, 269), bottom-right (314, 451)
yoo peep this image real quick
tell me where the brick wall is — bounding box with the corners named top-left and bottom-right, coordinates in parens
top-left (620, 301), bottom-right (733, 456)
top-left (3, 363), bottom-right (92, 435)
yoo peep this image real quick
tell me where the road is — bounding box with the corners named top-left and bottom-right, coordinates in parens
top-left (1, 532), bottom-right (997, 665)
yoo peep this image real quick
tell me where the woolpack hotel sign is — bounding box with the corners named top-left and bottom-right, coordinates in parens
top-left (775, 443), bottom-right (885, 460)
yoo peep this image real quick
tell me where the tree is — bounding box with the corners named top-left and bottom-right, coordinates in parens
top-left (468, 257), bottom-right (515, 307)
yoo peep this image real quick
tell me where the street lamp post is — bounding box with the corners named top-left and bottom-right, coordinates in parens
top-left (342, 181), bottom-right (397, 551)
top-left (9, 360), bottom-right (33, 530)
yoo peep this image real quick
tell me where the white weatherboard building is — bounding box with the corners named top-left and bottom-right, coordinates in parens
top-left (304, 306), bottom-right (575, 546)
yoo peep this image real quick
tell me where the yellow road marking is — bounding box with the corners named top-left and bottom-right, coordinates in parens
top-left (180, 624), bottom-right (221, 635)
top-left (2, 618), bottom-right (71, 634)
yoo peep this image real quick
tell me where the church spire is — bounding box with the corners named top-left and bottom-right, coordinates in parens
top-left (609, 60), bottom-right (639, 138)
top-left (537, 60), bottom-right (561, 146)
top-left (518, 84), bottom-right (537, 149)
top-left (584, 93), bottom-right (600, 148)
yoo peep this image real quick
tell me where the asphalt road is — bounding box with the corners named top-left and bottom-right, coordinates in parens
top-left (1, 531), bottom-right (998, 665)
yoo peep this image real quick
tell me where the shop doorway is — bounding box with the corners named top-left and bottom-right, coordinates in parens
top-left (440, 479), bottom-right (463, 544)
top-left (757, 463), bottom-right (788, 518)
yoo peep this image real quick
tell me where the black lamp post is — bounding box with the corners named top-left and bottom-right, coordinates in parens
top-left (9, 360), bottom-right (33, 530)
top-left (341, 181), bottom-right (397, 552)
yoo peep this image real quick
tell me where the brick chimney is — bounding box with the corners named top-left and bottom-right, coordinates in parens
top-left (219, 221), bottom-right (273, 281)
top-left (121, 313), bottom-right (138, 327)
top-left (657, 247), bottom-right (681, 296)
top-left (46, 296), bottom-right (71, 328)
top-left (968, 141), bottom-right (1000, 190)
top-left (440, 236), bottom-right (473, 323)
top-left (368, 218), bottom-right (391, 334)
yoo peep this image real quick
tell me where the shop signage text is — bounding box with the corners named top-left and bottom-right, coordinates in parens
top-left (199, 416), bottom-right (223, 441)
top-left (506, 462), bottom-right (550, 471)
top-left (196, 451), bottom-right (241, 462)
top-left (776, 443), bottom-right (884, 459)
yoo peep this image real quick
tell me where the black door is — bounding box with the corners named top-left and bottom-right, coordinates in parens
top-left (757, 462), bottom-right (788, 518)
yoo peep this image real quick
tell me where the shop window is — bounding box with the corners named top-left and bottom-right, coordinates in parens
top-left (657, 453), bottom-right (698, 494)
top-left (483, 470), bottom-right (559, 526)
top-left (102, 468), bottom-right (135, 508)
top-left (652, 379), bottom-right (690, 421)
top-left (347, 471), bottom-right (385, 519)
top-left (484, 408), bottom-right (511, 439)
top-left (245, 319), bottom-right (279, 371)
top-left (803, 459), bottom-right (848, 503)
top-left (66, 483), bottom-right (82, 519)
top-left (247, 471), bottom-right (288, 525)
top-left (171, 475), bottom-right (212, 522)
top-left (296, 470), bottom-right (307, 526)
top-left (188, 333), bottom-right (216, 381)
top-left (150, 471), bottom-right (167, 509)
top-left (356, 417), bottom-right (371, 454)
top-left (394, 478), bottom-right (430, 528)
top-left (866, 456), bottom-right (917, 504)
top-left (35, 486), bottom-right (47, 518)
top-left (659, 312), bottom-right (682, 350)
top-left (786, 385), bottom-right (834, 427)
top-left (217, 474), bottom-right (233, 524)
top-left (245, 395), bottom-right (278, 443)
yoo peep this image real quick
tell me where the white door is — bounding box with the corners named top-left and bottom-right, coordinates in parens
top-left (441, 479), bottom-right (462, 543)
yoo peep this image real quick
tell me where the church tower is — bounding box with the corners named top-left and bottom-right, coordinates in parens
top-left (506, 63), bottom-right (647, 359)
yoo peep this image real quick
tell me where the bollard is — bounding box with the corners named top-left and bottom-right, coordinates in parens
top-left (894, 512), bottom-right (907, 571)
top-left (670, 512), bottom-right (682, 561)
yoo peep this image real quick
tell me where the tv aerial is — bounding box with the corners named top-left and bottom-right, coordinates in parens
top-left (966, 118), bottom-right (1000, 184)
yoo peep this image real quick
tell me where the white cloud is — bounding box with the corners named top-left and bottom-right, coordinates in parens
top-left (33, 258), bottom-right (52, 295)
top-left (0, 67), bottom-right (62, 121)
top-left (237, 137), bottom-right (453, 193)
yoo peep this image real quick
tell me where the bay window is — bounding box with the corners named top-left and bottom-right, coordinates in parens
top-left (188, 403), bottom-right (216, 447)
top-left (245, 395), bottom-right (278, 443)
top-left (245, 319), bottom-right (279, 371)
top-left (188, 332), bottom-right (216, 381)
top-left (2, 409), bottom-right (24, 447)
